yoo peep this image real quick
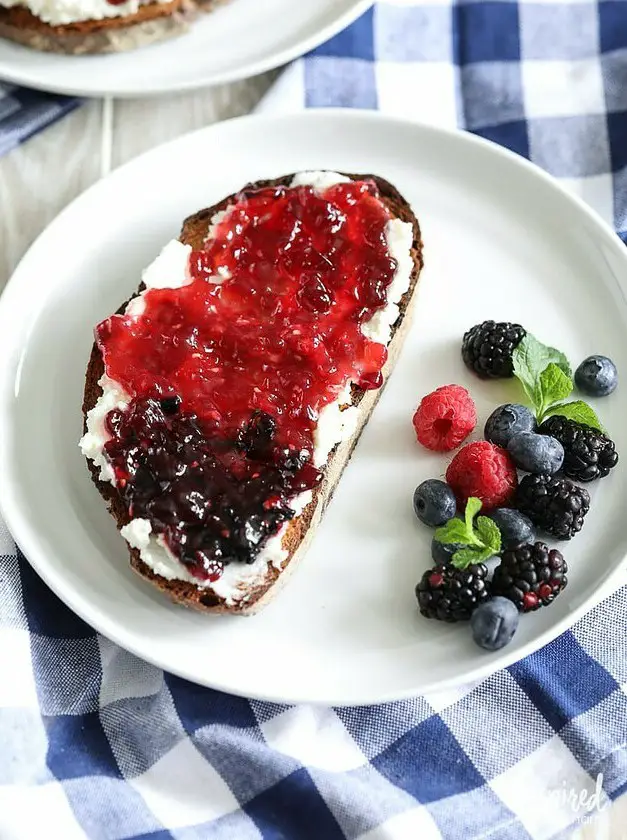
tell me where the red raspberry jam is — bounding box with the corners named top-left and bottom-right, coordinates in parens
top-left (97, 180), bottom-right (400, 580)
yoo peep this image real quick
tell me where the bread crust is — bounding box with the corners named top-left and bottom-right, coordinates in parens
top-left (82, 173), bottom-right (423, 614)
top-left (0, 0), bottom-right (224, 54)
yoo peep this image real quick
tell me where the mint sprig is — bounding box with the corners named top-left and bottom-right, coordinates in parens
top-left (512, 334), bottom-right (571, 409)
top-left (434, 498), bottom-right (501, 569)
top-left (512, 334), bottom-right (604, 431)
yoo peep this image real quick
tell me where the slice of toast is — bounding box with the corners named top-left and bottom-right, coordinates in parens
top-left (82, 173), bottom-right (423, 614)
top-left (0, 0), bottom-right (224, 54)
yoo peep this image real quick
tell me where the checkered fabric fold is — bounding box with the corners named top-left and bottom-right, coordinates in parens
top-left (2, 3), bottom-right (627, 839)
top-left (0, 84), bottom-right (81, 157)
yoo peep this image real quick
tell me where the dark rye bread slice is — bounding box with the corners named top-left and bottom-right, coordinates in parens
top-left (83, 173), bottom-right (423, 614)
top-left (0, 0), bottom-right (225, 54)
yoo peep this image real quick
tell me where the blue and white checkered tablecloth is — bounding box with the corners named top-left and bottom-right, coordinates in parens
top-left (0, 83), bottom-right (80, 157)
top-left (2, 2), bottom-right (627, 838)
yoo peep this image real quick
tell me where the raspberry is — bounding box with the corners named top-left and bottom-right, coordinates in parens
top-left (446, 441), bottom-right (518, 511)
top-left (413, 385), bottom-right (476, 452)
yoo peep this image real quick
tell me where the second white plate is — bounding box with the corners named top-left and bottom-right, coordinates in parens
top-left (0, 110), bottom-right (626, 705)
top-left (0, 0), bottom-right (371, 96)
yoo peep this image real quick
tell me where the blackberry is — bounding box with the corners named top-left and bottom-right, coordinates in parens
top-left (416, 564), bottom-right (490, 622)
top-left (515, 474), bottom-right (590, 540)
top-left (462, 321), bottom-right (526, 379)
top-left (538, 415), bottom-right (618, 482)
top-left (492, 542), bottom-right (568, 612)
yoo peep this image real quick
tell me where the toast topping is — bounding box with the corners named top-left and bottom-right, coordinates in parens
top-left (0, 0), bottom-right (153, 26)
top-left (95, 180), bottom-right (400, 581)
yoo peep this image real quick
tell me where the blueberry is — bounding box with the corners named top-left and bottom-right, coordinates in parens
top-left (431, 537), bottom-right (463, 566)
top-left (575, 355), bottom-right (618, 397)
top-left (471, 597), bottom-right (520, 651)
top-left (484, 404), bottom-right (537, 448)
top-left (413, 479), bottom-right (457, 527)
top-left (487, 508), bottom-right (535, 549)
top-left (508, 431), bottom-right (564, 475)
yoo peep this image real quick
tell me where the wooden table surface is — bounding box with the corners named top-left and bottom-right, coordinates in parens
top-left (0, 78), bottom-right (625, 840)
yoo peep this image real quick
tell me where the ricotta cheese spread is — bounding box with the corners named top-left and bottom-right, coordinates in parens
top-left (1, 0), bottom-right (146, 26)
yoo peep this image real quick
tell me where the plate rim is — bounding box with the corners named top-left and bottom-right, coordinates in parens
top-left (0, 0), bottom-right (373, 97)
top-left (1, 108), bottom-right (626, 706)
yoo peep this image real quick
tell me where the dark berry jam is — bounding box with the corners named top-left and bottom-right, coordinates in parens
top-left (97, 180), bottom-right (398, 580)
top-left (105, 399), bottom-right (318, 581)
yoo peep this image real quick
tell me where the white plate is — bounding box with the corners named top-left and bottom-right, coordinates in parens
top-left (0, 0), bottom-right (370, 96)
top-left (1, 110), bottom-right (626, 706)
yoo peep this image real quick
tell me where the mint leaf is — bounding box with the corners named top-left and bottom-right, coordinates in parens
top-left (435, 518), bottom-right (470, 546)
top-left (512, 336), bottom-right (542, 407)
top-left (475, 516), bottom-right (502, 555)
top-left (544, 400), bottom-right (604, 432)
top-left (436, 498), bottom-right (483, 550)
top-left (539, 363), bottom-right (572, 403)
top-left (437, 499), bottom-right (504, 569)
top-left (451, 544), bottom-right (497, 568)
top-left (464, 497), bottom-right (482, 533)
top-left (537, 363), bottom-right (573, 420)
top-left (513, 334), bottom-right (573, 413)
